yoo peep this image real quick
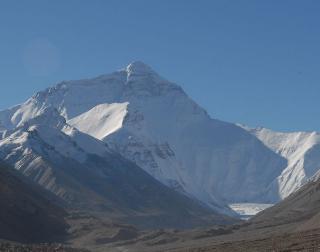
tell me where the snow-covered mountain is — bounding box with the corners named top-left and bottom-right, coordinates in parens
top-left (0, 61), bottom-right (287, 209)
top-left (0, 107), bottom-right (230, 228)
top-left (242, 126), bottom-right (320, 199)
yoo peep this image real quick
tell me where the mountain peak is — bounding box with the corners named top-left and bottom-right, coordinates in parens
top-left (125, 61), bottom-right (155, 76)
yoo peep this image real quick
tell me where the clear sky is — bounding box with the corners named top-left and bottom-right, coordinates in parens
top-left (1, 0), bottom-right (319, 131)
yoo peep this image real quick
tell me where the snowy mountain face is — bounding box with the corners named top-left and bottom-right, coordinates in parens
top-left (0, 62), bottom-right (289, 211)
top-left (0, 108), bottom-right (116, 201)
top-left (0, 108), bottom-right (231, 228)
top-left (242, 126), bottom-right (320, 199)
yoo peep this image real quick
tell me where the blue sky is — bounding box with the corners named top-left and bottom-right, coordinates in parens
top-left (1, 0), bottom-right (319, 131)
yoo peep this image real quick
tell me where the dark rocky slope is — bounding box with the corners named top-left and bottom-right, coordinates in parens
top-left (250, 173), bottom-right (320, 231)
top-left (0, 161), bottom-right (68, 243)
top-left (102, 175), bottom-right (320, 252)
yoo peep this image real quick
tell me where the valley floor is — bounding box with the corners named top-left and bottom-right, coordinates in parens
top-left (97, 223), bottom-right (320, 252)
top-left (168, 229), bottom-right (320, 252)
top-left (2, 213), bottom-right (320, 252)
top-left (0, 243), bottom-right (89, 252)
top-left (2, 230), bottom-right (320, 252)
